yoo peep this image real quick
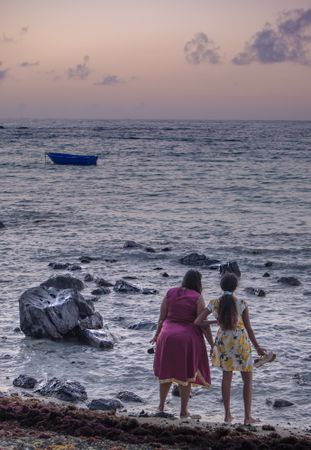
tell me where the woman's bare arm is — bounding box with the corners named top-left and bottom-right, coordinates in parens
top-left (196, 297), bottom-right (214, 348)
top-left (242, 307), bottom-right (266, 356)
top-left (150, 297), bottom-right (168, 344)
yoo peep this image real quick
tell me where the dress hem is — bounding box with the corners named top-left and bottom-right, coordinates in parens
top-left (155, 370), bottom-right (211, 388)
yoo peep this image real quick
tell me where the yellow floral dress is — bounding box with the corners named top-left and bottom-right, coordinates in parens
top-left (208, 298), bottom-right (253, 372)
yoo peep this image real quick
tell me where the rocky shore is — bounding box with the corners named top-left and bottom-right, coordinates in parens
top-left (0, 394), bottom-right (310, 450)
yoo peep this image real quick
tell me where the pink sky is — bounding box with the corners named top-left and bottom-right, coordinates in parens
top-left (1, 0), bottom-right (311, 119)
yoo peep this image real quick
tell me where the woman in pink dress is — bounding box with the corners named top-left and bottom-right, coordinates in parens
top-left (151, 270), bottom-right (213, 417)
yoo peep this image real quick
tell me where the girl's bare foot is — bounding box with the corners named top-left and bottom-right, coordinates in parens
top-left (244, 417), bottom-right (261, 425)
top-left (180, 409), bottom-right (189, 418)
top-left (224, 414), bottom-right (234, 423)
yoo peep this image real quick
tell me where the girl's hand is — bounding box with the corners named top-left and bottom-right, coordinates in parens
top-left (256, 346), bottom-right (266, 356)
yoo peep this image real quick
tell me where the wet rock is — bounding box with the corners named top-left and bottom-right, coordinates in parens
top-left (161, 247), bottom-right (172, 252)
top-left (162, 272), bottom-right (169, 277)
top-left (91, 287), bottom-right (111, 296)
top-left (69, 264), bottom-right (82, 271)
top-left (95, 278), bottom-right (114, 287)
top-left (40, 274), bottom-right (84, 291)
top-left (245, 287), bottom-right (266, 297)
top-left (293, 372), bottom-right (311, 386)
top-left (145, 246), bottom-right (156, 253)
top-left (219, 261), bottom-right (241, 278)
top-left (266, 398), bottom-right (294, 408)
top-left (141, 287), bottom-right (158, 295)
top-left (37, 377), bottom-right (87, 402)
top-left (153, 267), bottom-right (163, 270)
top-left (0, 221), bottom-right (5, 228)
top-left (147, 347), bottom-right (155, 354)
top-left (48, 262), bottom-right (70, 270)
top-left (79, 256), bottom-right (95, 263)
top-left (78, 329), bottom-right (114, 349)
top-left (277, 277), bottom-right (301, 286)
top-left (19, 286), bottom-right (94, 339)
top-left (265, 261), bottom-right (273, 267)
top-left (123, 276), bottom-right (138, 280)
top-left (128, 320), bottom-right (156, 331)
top-left (88, 398), bottom-right (123, 411)
top-left (116, 391), bottom-right (144, 403)
top-left (263, 272), bottom-right (271, 277)
top-left (172, 385), bottom-right (180, 397)
top-left (113, 279), bottom-right (140, 294)
top-left (79, 311), bottom-right (103, 330)
top-left (179, 253), bottom-right (220, 267)
top-left (123, 240), bottom-right (141, 249)
top-left (13, 374), bottom-right (37, 389)
top-left (13, 327), bottom-right (21, 333)
top-left (262, 424), bottom-right (276, 431)
top-left (84, 273), bottom-right (94, 282)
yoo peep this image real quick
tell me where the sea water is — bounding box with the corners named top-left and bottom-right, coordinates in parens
top-left (0, 119), bottom-right (310, 427)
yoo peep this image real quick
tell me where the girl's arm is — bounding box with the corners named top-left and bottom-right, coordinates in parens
top-left (242, 307), bottom-right (266, 356)
top-left (196, 297), bottom-right (214, 348)
top-left (150, 296), bottom-right (168, 344)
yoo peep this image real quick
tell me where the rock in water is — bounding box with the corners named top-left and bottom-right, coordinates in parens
top-left (128, 320), bottom-right (156, 331)
top-left (13, 374), bottom-right (38, 389)
top-left (114, 279), bottom-right (140, 293)
top-left (277, 277), bottom-right (301, 286)
top-left (245, 287), bottom-right (266, 297)
top-left (19, 286), bottom-right (94, 339)
top-left (179, 253), bottom-right (220, 267)
top-left (78, 329), bottom-right (114, 349)
top-left (88, 398), bottom-right (123, 411)
top-left (37, 377), bottom-right (87, 402)
top-left (40, 274), bottom-right (84, 291)
top-left (116, 391), bottom-right (144, 403)
top-left (219, 261), bottom-right (241, 278)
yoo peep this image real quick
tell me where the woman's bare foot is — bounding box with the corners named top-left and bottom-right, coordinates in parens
top-left (244, 417), bottom-right (261, 425)
top-left (180, 409), bottom-right (189, 418)
top-left (224, 414), bottom-right (234, 423)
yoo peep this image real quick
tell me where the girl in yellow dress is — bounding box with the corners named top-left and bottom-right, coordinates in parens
top-left (195, 272), bottom-right (266, 425)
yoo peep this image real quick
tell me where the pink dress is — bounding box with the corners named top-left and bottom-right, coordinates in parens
top-left (153, 287), bottom-right (211, 387)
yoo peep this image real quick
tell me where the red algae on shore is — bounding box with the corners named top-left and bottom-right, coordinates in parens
top-left (0, 395), bottom-right (310, 449)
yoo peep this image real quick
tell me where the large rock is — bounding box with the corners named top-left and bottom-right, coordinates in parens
top-left (266, 398), bottom-right (294, 408)
top-left (116, 391), bottom-right (144, 403)
top-left (40, 274), bottom-right (84, 291)
top-left (88, 398), bottom-right (123, 411)
top-left (114, 280), bottom-right (140, 293)
top-left (78, 329), bottom-right (114, 349)
top-left (179, 253), bottom-right (220, 267)
top-left (277, 277), bottom-right (301, 286)
top-left (13, 374), bottom-right (37, 389)
top-left (36, 377), bottom-right (87, 402)
top-left (19, 286), bottom-right (95, 339)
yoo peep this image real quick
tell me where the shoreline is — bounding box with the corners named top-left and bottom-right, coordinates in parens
top-left (0, 394), bottom-right (310, 449)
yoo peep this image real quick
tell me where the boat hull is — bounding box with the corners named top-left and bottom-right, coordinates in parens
top-left (47, 152), bottom-right (98, 166)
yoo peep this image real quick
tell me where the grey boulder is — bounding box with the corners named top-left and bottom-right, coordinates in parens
top-left (36, 377), bottom-right (87, 402)
top-left (88, 398), bottom-right (123, 411)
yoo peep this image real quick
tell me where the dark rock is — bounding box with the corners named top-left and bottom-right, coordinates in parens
top-left (95, 278), bottom-right (114, 287)
top-left (123, 240), bottom-right (141, 249)
top-left (36, 377), bottom-right (87, 402)
top-left (48, 262), bottom-right (70, 270)
top-left (179, 253), bottom-right (220, 267)
top-left (13, 327), bottom-right (21, 333)
top-left (84, 273), bottom-right (94, 282)
top-left (78, 329), bottom-right (114, 349)
top-left (153, 267), bottom-right (163, 270)
top-left (40, 274), bottom-right (84, 291)
top-left (91, 287), bottom-right (111, 296)
top-left (272, 399), bottom-right (294, 408)
top-left (0, 221), bottom-right (5, 228)
top-left (265, 261), bottom-right (273, 267)
top-left (219, 261), bottom-right (241, 278)
top-left (113, 279), bottom-right (140, 294)
top-left (161, 247), bottom-right (172, 252)
top-left (293, 372), bottom-right (311, 385)
top-left (153, 411), bottom-right (175, 418)
top-left (128, 320), bottom-right (156, 331)
top-left (141, 288), bottom-right (158, 295)
top-left (116, 391), bottom-right (144, 403)
top-left (139, 410), bottom-right (149, 417)
top-left (145, 246), bottom-right (156, 253)
top-left (79, 312), bottom-right (103, 330)
top-left (208, 264), bottom-right (220, 270)
top-left (19, 286), bottom-right (94, 339)
top-left (172, 385), bottom-right (180, 397)
top-left (122, 276), bottom-right (138, 280)
top-left (69, 264), bottom-right (82, 271)
top-left (303, 291), bottom-right (311, 296)
top-left (262, 424), bottom-right (276, 431)
top-left (277, 277), bottom-right (301, 286)
top-left (245, 287), bottom-right (266, 297)
top-left (79, 256), bottom-right (95, 263)
top-left (88, 398), bottom-right (123, 411)
top-left (13, 374), bottom-right (37, 389)
top-left (147, 347), bottom-right (155, 354)
top-left (162, 272), bottom-right (169, 277)
top-left (263, 272), bottom-right (271, 277)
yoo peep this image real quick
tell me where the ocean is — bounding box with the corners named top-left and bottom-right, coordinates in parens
top-left (0, 119), bottom-right (310, 427)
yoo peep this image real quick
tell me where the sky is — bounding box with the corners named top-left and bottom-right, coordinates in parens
top-left (1, 0), bottom-right (311, 120)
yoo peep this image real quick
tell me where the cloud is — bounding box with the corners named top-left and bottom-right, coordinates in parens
top-left (233, 8), bottom-right (311, 66)
top-left (19, 61), bottom-right (39, 68)
top-left (67, 56), bottom-right (91, 80)
top-left (184, 32), bottom-right (221, 64)
top-left (94, 75), bottom-right (124, 86)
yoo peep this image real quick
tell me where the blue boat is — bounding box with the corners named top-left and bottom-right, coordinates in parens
top-left (46, 152), bottom-right (98, 166)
